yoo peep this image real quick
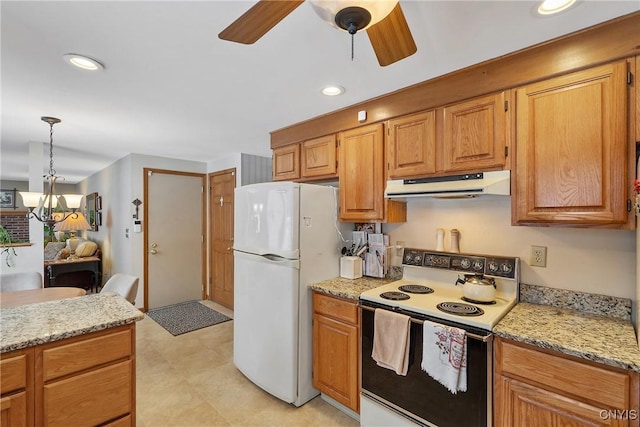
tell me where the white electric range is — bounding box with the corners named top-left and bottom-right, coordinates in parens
top-left (359, 248), bottom-right (520, 427)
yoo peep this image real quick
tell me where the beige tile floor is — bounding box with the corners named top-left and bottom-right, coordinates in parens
top-left (136, 300), bottom-right (359, 427)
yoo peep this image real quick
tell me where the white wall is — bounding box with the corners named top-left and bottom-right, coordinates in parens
top-left (384, 196), bottom-right (635, 300)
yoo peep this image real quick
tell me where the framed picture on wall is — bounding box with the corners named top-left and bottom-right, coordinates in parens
top-left (85, 192), bottom-right (99, 231)
top-left (0, 189), bottom-right (16, 209)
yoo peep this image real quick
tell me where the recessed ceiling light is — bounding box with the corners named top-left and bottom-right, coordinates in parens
top-left (537, 0), bottom-right (576, 15)
top-left (322, 85), bottom-right (345, 96)
top-left (63, 53), bottom-right (105, 71)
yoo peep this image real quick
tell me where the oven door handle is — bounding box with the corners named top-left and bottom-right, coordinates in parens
top-left (359, 304), bottom-right (493, 343)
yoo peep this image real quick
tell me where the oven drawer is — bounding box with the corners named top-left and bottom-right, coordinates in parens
top-left (498, 338), bottom-right (630, 409)
top-left (313, 292), bottom-right (358, 325)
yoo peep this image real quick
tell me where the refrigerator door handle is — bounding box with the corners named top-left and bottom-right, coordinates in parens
top-left (234, 250), bottom-right (300, 269)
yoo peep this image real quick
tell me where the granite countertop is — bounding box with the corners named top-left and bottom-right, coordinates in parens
top-left (494, 302), bottom-right (640, 372)
top-left (0, 292), bottom-right (145, 353)
top-left (309, 276), bottom-right (395, 300)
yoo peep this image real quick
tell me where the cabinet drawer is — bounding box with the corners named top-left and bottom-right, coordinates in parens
top-left (313, 292), bottom-right (358, 325)
top-left (42, 327), bottom-right (132, 382)
top-left (500, 340), bottom-right (630, 409)
top-left (0, 352), bottom-right (28, 394)
top-left (43, 360), bottom-right (132, 426)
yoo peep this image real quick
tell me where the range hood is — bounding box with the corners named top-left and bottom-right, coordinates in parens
top-left (385, 170), bottom-right (511, 198)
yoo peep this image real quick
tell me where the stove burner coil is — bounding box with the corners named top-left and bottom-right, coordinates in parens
top-left (398, 284), bottom-right (434, 294)
top-left (436, 302), bottom-right (484, 316)
top-left (380, 291), bottom-right (410, 301)
top-left (461, 296), bottom-right (496, 305)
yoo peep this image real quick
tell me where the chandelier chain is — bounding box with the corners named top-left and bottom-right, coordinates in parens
top-left (48, 122), bottom-right (56, 176)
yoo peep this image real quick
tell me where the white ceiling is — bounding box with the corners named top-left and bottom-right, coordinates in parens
top-left (2, 1), bottom-right (638, 184)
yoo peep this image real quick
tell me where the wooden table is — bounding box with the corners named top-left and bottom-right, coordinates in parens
top-left (44, 256), bottom-right (101, 292)
top-left (0, 287), bottom-right (86, 308)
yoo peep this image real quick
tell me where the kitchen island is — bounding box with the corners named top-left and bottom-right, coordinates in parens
top-left (0, 292), bottom-right (144, 426)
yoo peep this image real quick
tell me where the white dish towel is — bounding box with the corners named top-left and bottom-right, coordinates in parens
top-left (421, 320), bottom-right (467, 394)
top-left (371, 308), bottom-right (411, 376)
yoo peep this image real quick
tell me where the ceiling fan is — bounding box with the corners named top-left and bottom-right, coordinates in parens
top-left (218, 0), bottom-right (417, 67)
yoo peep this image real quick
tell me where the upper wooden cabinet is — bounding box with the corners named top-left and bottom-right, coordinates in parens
top-left (272, 144), bottom-right (300, 181)
top-left (339, 123), bottom-right (385, 221)
top-left (387, 110), bottom-right (437, 179)
top-left (386, 92), bottom-right (509, 180)
top-left (301, 134), bottom-right (337, 179)
top-left (513, 60), bottom-right (630, 227)
top-left (273, 135), bottom-right (338, 182)
top-left (442, 91), bottom-right (508, 172)
top-left (339, 123), bottom-right (407, 222)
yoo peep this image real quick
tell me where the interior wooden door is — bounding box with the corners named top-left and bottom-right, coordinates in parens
top-left (144, 169), bottom-right (205, 310)
top-left (209, 168), bottom-right (235, 309)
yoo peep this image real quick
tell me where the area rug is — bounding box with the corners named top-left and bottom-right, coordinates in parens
top-left (147, 300), bottom-right (231, 336)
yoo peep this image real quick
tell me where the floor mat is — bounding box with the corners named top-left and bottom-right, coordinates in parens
top-left (146, 300), bottom-right (231, 336)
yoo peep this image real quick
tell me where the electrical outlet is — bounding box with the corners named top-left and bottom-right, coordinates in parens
top-left (531, 245), bottom-right (547, 267)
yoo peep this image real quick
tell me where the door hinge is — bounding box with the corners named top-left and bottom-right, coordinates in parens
top-left (627, 71), bottom-right (633, 85)
top-left (504, 146), bottom-right (509, 158)
top-left (627, 199), bottom-right (632, 212)
top-left (504, 100), bottom-right (509, 112)
top-left (201, 235), bottom-right (204, 243)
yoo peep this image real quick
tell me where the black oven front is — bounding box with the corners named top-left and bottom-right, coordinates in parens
top-left (360, 300), bottom-right (493, 427)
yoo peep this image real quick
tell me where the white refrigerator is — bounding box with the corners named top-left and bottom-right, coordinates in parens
top-left (233, 181), bottom-right (342, 406)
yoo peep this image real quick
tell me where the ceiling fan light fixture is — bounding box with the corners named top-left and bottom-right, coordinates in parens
top-left (322, 85), bottom-right (345, 96)
top-left (537, 0), bottom-right (576, 15)
top-left (310, 0), bottom-right (398, 32)
top-left (63, 53), bottom-right (105, 71)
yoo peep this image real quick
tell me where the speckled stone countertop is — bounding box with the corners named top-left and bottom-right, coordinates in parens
top-left (1, 292), bottom-right (144, 353)
top-left (494, 302), bottom-right (640, 372)
top-left (309, 276), bottom-right (395, 300)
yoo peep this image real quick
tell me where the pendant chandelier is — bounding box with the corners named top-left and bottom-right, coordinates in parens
top-left (19, 117), bottom-right (83, 229)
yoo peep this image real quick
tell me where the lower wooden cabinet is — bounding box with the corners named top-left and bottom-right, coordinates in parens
top-left (0, 324), bottom-right (136, 427)
top-left (495, 337), bottom-right (640, 427)
top-left (1, 348), bottom-right (33, 427)
top-left (312, 292), bottom-right (360, 413)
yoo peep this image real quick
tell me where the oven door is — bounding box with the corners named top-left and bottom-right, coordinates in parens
top-left (360, 301), bottom-right (492, 427)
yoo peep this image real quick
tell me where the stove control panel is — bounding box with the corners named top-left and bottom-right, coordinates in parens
top-left (403, 248), bottom-right (518, 279)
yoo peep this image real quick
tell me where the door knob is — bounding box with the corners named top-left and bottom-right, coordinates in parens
top-left (151, 242), bottom-right (158, 248)
top-left (149, 249), bottom-right (158, 255)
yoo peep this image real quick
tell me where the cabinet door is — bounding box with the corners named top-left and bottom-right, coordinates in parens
top-left (513, 61), bottom-right (629, 226)
top-left (313, 313), bottom-right (359, 412)
top-left (387, 110), bottom-right (437, 179)
top-left (301, 134), bottom-right (337, 179)
top-left (442, 91), bottom-right (507, 172)
top-left (496, 376), bottom-right (627, 427)
top-left (272, 144), bottom-right (300, 181)
top-left (0, 392), bottom-right (27, 427)
top-left (339, 123), bottom-right (385, 221)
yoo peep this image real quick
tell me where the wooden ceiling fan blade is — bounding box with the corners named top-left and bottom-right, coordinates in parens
top-left (366, 3), bottom-right (417, 66)
top-left (219, 0), bottom-right (304, 44)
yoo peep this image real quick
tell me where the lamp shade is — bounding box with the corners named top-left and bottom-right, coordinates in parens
top-left (19, 192), bottom-right (43, 208)
top-left (63, 194), bottom-right (83, 209)
top-left (310, 0), bottom-right (398, 31)
top-left (53, 212), bottom-right (91, 232)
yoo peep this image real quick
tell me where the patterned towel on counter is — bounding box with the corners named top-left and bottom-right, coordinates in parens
top-left (371, 308), bottom-right (411, 376)
top-left (421, 320), bottom-right (467, 394)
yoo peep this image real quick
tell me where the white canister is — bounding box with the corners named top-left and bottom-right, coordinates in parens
top-left (340, 256), bottom-right (363, 279)
top-left (436, 228), bottom-right (445, 251)
top-left (450, 229), bottom-right (460, 253)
